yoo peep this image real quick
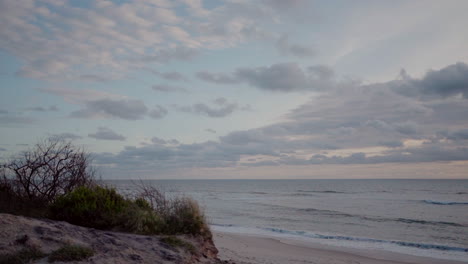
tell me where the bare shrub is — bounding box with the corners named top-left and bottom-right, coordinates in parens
top-left (1, 138), bottom-right (95, 203)
top-left (134, 181), bottom-right (171, 217)
top-left (135, 182), bottom-right (210, 236)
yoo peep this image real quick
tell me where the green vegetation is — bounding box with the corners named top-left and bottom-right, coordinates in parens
top-left (163, 197), bottom-right (210, 236)
top-left (48, 245), bottom-right (94, 263)
top-left (49, 185), bottom-right (209, 236)
top-left (50, 185), bottom-right (130, 229)
top-left (0, 247), bottom-right (46, 264)
top-left (0, 139), bottom-right (210, 238)
top-left (161, 236), bottom-right (196, 254)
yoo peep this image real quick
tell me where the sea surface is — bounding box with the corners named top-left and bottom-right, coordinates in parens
top-left (107, 179), bottom-right (468, 262)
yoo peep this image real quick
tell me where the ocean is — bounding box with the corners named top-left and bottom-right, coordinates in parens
top-left (108, 179), bottom-right (468, 262)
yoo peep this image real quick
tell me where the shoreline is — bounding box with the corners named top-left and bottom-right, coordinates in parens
top-left (213, 231), bottom-right (468, 264)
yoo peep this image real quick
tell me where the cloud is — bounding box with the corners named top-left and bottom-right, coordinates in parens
top-left (0, 0), bottom-right (317, 82)
top-left (79, 74), bottom-right (110, 83)
top-left (152, 84), bottom-right (187, 93)
top-left (305, 145), bottom-right (468, 165)
top-left (443, 129), bottom-right (468, 141)
top-left (138, 47), bottom-right (199, 63)
top-left (39, 87), bottom-right (125, 103)
top-left (276, 34), bottom-right (314, 57)
top-left (176, 98), bottom-right (244, 118)
top-left (394, 121), bottom-right (420, 135)
top-left (24, 105), bottom-right (59, 112)
top-left (197, 63), bottom-right (336, 92)
top-left (49, 132), bottom-right (82, 141)
top-left (151, 137), bottom-right (179, 145)
top-left (149, 105), bottom-right (168, 119)
top-left (236, 63), bottom-right (310, 91)
top-left (94, 62), bottom-right (468, 171)
top-left (151, 71), bottom-right (188, 81)
top-left (0, 109), bottom-right (8, 114)
top-left (196, 71), bottom-right (240, 84)
top-left (0, 147), bottom-right (7, 152)
top-left (0, 114), bottom-right (34, 125)
top-left (205, 129), bottom-right (217, 134)
top-left (393, 62), bottom-right (468, 99)
top-left (89, 127), bottom-right (126, 141)
top-left (71, 99), bottom-right (148, 120)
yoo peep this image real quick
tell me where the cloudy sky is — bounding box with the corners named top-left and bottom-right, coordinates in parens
top-left (1, 0), bottom-right (468, 179)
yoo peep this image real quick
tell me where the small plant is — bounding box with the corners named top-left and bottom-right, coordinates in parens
top-left (48, 245), bottom-right (94, 262)
top-left (136, 183), bottom-right (210, 236)
top-left (0, 247), bottom-right (46, 264)
top-left (161, 236), bottom-right (196, 254)
top-left (117, 203), bottom-right (165, 235)
top-left (165, 197), bottom-right (210, 236)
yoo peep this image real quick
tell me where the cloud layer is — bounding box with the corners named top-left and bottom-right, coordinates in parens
top-left (197, 63), bottom-right (335, 92)
top-left (94, 62), bottom-right (468, 172)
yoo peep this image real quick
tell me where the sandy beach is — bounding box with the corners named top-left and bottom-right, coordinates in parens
top-left (213, 231), bottom-right (467, 264)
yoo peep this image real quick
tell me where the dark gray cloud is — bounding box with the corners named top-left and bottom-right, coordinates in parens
top-left (24, 105), bottom-right (59, 112)
top-left (196, 71), bottom-right (241, 84)
top-left (71, 99), bottom-right (148, 120)
top-left (220, 130), bottom-right (266, 145)
top-left (205, 129), bottom-right (217, 134)
top-left (79, 74), bottom-right (109, 83)
top-left (0, 109), bottom-right (8, 114)
top-left (276, 34), bottom-right (314, 57)
top-left (304, 145), bottom-right (468, 165)
top-left (394, 121), bottom-right (420, 135)
top-left (176, 98), bottom-right (242, 118)
top-left (152, 71), bottom-right (188, 82)
top-left (0, 147), bottom-right (7, 152)
top-left (149, 105), bottom-right (168, 119)
top-left (152, 84), bottom-right (187, 93)
top-left (443, 129), bottom-right (468, 141)
top-left (236, 63), bottom-right (310, 91)
top-left (393, 62), bottom-right (468, 99)
top-left (89, 127), bottom-right (126, 141)
top-left (378, 141), bottom-right (404, 148)
top-left (151, 137), bottom-right (179, 145)
top-left (197, 63), bottom-right (335, 92)
top-left (0, 115), bottom-right (34, 125)
top-left (50, 132), bottom-right (82, 141)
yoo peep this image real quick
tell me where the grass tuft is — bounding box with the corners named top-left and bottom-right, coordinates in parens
top-left (0, 247), bottom-right (46, 264)
top-left (48, 245), bottom-right (94, 263)
top-left (161, 236), bottom-right (196, 254)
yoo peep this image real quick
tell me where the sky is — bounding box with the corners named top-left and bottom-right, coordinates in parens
top-left (1, 0), bottom-right (468, 179)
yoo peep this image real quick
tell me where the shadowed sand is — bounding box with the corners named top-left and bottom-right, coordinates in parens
top-left (213, 232), bottom-right (467, 264)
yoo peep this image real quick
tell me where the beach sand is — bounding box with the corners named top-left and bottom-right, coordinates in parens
top-left (213, 231), bottom-right (467, 264)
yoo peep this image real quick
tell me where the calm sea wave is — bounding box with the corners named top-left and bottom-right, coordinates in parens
top-left (107, 179), bottom-right (468, 262)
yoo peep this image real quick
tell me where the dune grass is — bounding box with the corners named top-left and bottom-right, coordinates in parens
top-left (48, 184), bottom-right (210, 236)
top-left (161, 236), bottom-right (196, 254)
top-left (47, 245), bottom-right (94, 263)
top-left (0, 247), bottom-right (46, 264)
